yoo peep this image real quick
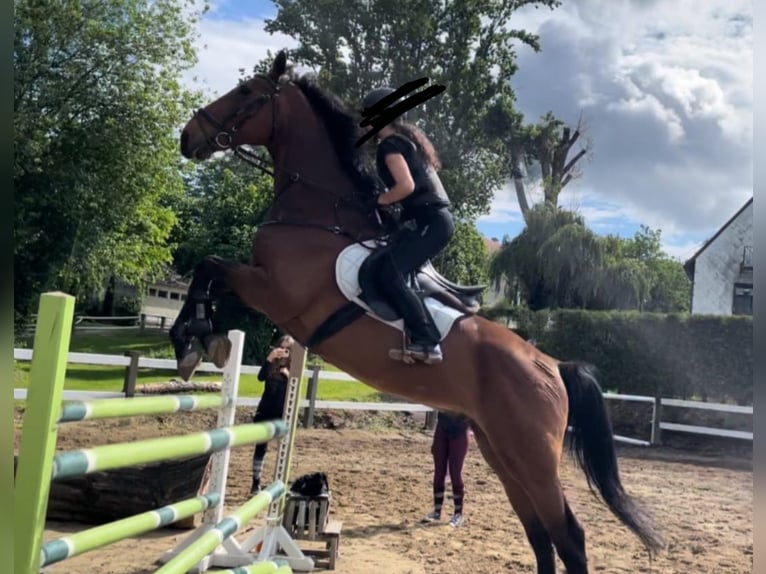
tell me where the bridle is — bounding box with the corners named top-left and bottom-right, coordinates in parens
top-left (192, 73), bottom-right (281, 161)
top-left (191, 73), bottom-right (384, 243)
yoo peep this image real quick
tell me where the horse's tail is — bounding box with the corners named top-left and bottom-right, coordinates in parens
top-left (558, 361), bottom-right (665, 556)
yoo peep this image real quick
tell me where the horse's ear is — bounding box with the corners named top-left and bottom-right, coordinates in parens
top-left (269, 50), bottom-right (288, 81)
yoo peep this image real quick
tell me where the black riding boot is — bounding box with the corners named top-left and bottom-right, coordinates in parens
top-left (377, 255), bottom-right (443, 364)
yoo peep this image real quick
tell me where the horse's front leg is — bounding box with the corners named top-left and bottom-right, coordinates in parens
top-left (170, 255), bottom-right (269, 380)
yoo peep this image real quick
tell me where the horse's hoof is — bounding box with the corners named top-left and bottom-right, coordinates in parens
top-left (178, 350), bottom-right (203, 381)
top-left (205, 335), bottom-right (232, 369)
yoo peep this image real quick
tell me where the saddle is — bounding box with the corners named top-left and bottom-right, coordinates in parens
top-left (357, 247), bottom-right (483, 322)
top-left (334, 240), bottom-right (486, 342)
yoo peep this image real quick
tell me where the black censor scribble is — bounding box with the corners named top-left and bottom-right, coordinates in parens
top-left (355, 77), bottom-right (446, 147)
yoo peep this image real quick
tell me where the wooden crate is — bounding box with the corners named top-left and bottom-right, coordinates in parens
top-left (282, 492), bottom-right (342, 570)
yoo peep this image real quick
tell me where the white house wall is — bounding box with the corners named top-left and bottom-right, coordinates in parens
top-left (691, 201), bottom-right (753, 315)
top-left (142, 295), bottom-right (185, 320)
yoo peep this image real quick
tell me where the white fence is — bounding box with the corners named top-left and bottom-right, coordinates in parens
top-left (13, 348), bottom-right (753, 446)
top-left (21, 315), bottom-right (142, 333)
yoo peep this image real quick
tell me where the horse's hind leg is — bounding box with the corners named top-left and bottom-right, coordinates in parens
top-left (528, 480), bottom-right (587, 573)
top-left (471, 424), bottom-right (556, 574)
top-left (481, 420), bottom-right (588, 573)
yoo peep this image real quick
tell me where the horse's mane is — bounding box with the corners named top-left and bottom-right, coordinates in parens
top-left (292, 74), bottom-right (380, 197)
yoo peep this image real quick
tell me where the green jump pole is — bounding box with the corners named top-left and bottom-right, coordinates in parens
top-left (52, 419), bottom-right (289, 480)
top-left (155, 481), bottom-right (286, 574)
top-left (214, 559), bottom-right (292, 574)
top-left (14, 292), bottom-right (76, 574)
top-left (41, 492), bottom-right (221, 567)
top-left (58, 393), bottom-right (229, 423)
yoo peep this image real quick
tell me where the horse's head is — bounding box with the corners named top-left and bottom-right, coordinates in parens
top-left (180, 51), bottom-right (290, 160)
top-left (180, 50), bottom-right (383, 239)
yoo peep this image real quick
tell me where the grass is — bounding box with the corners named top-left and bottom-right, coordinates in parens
top-left (14, 329), bottom-right (382, 402)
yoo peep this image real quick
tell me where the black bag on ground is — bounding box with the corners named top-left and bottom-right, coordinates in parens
top-left (290, 472), bottom-right (329, 496)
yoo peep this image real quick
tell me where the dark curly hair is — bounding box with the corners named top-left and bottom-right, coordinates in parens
top-left (393, 120), bottom-right (442, 172)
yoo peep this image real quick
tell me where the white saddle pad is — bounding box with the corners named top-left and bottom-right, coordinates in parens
top-left (335, 241), bottom-right (463, 342)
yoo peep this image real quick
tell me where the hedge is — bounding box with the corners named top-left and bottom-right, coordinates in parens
top-left (503, 308), bottom-right (752, 404)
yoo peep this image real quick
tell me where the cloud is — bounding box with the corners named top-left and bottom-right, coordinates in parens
top-left (505, 0), bottom-right (752, 242)
top-left (182, 7), bottom-right (298, 98)
top-left (477, 181), bottom-right (527, 224)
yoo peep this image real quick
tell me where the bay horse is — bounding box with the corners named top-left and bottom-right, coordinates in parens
top-left (172, 51), bottom-right (664, 573)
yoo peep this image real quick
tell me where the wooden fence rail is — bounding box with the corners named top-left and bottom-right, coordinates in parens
top-left (13, 348), bottom-right (753, 446)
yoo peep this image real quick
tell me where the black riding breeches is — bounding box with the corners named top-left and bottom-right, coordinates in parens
top-left (375, 207), bottom-right (455, 345)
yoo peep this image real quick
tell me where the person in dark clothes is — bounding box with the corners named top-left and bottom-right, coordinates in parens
top-left (360, 87), bottom-right (456, 365)
top-left (250, 334), bottom-right (294, 494)
top-left (423, 410), bottom-right (471, 527)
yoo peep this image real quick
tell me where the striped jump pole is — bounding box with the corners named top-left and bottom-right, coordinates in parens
top-left (58, 393), bottom-right (230, 422)
top-left (52, 420), bottom-right (288, 479)
top-left (41, 493), bottom-right (221, 567)
top-left (214, 560), bottom-right (292, 574)
top-left (155, 481), bottom-right (287, 574)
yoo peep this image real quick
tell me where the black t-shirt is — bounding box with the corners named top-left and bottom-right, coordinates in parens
top-left (376, 134), bottom-right (450, 219)
top-left (257, 359), bottom-right (288, 413)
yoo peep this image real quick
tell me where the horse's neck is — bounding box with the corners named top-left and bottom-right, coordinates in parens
top-left (271, 120), bottom-right (379, 239)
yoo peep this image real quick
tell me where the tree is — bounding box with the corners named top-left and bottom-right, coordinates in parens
top-left (525, 112), bottom-right (590, 206)
top-left (172, 154), bottom-right (273, 275)
top-left (489, 203), bottom-right (603, 310)
top-left (432, 221), bottom-right (489, 287)
top-left (489, 208), bottom-right (690, 312)
top-left (486, 99), bottom-right (590, 219)
top-left (13, 0), bottom-right (206, 319)
top-left (263, 0), bottom-right (562, 219)
top-left (603, 226), bottom-right (690, 312)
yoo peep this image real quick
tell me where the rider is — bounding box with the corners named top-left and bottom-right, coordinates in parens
top-left (361, 87), bottom-right (455, 365)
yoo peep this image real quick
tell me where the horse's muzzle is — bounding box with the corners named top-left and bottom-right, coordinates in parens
top-left (180, 128), bottom-right (213, 160)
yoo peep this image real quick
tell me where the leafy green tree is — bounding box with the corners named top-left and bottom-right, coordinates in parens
top-left (607, 226), bottom-right (690, 312)
top-left (432, 221), bottom-right (489, 287)
top-left (490, 203), bottom-right (602, 310)
top-left (263, 0), bottom-right (562, 219)
top-left (13, 0), bottom-right (205, 319)
top-left (172, 155), bottom-right (273, 275)
top-left (490, 207), bottom-right (690, 312)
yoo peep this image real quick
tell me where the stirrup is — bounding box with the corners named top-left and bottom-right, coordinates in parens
top-left (388, 347), bottom-right (418, 365)
top-left (388, 336), bottom-right (443, 365)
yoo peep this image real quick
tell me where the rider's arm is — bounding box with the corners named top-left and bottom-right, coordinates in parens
top-left (258, 347), bottom-right (282, 381)
top-left (377, 153), bottom-right (415, 206)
